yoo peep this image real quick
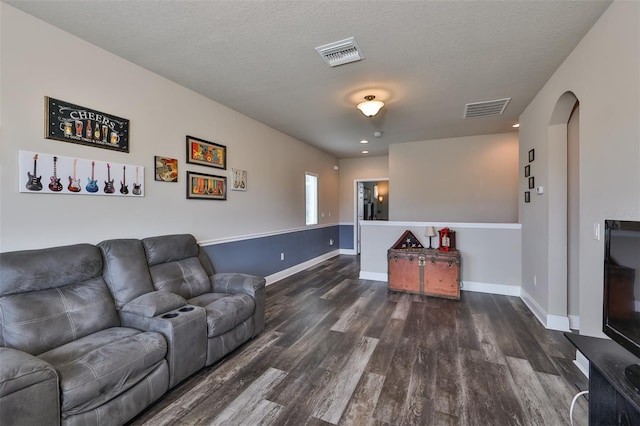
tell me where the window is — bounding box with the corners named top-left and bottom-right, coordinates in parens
top-left (305, 173), bottom-right (318, 225)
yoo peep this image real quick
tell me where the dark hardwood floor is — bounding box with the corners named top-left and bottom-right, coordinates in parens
top-left (129, 255), bottom-right (589, 425)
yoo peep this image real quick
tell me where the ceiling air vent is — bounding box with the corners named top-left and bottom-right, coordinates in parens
top-left (464, 98), bottom-right (511, 119)
top-left (315, 37), bottom-right (364, 67)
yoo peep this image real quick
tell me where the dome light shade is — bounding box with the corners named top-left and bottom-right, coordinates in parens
top-left (357, 95), bottom-right (384, 117)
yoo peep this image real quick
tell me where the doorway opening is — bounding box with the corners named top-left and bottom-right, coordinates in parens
top-left (548, 91), bottom-right (580, 330)
top-left (354, 178), bottom-right (389, 254)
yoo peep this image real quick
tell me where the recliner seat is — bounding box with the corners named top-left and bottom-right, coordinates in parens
top-left (0, 244), bottom-right (169, 426)
top-left (141, 234), bottom-right (265, 366)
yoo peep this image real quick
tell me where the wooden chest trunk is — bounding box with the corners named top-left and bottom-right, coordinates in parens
top-left (388, 248), bottom-right (461, 300)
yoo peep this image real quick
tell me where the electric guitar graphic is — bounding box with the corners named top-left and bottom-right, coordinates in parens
top-left (86, 161), bottom-right (99, 193)
top-left (68, 159), bottom-right (81, 192)
top-left (132, 166), bottom-right (142, 195)
top-left (104, 163), bottom-right (115, 194)
top-left (48, 156), bottom-right (63, 192)
top-left (119, 165), bottom-right (129, 195)
top-left (26, 154), bottom-right (43, 191)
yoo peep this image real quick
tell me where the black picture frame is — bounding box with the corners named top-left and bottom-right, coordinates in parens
top-left (186, 135), bottom-right (227, 170)
top-left (528, 176), bottom-right (535, 189)
top-left (525, 191), bottom-right (531, 203)
top-left (186, 171), bottom-right (227, 200)
top-left (528, 149), bottom-right (535, 162)
top-left (524, 165), bottom-right (530, 178)
top-left (154, 156), bottom-right (178, 182)
top-left (45, 97), bottom-right (130, 153)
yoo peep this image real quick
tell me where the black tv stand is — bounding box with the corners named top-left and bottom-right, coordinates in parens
top-left (565, 333), bottom-right (640, 425)
top-left (624, 364), bottom-right (640, 393)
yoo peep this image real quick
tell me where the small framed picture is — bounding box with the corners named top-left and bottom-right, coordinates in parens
top-left (186, 135), bottom-right (226, 169)
top-left (232, 168), bottom-right (247, 191)
top-left (528, 176), bottom-right (535, 189)
top-left (186, 171), bottom-right (226, 200)
top-left (154, 156), bottom-right (178, 182)
top-left (528, 149), bottom-right (535, 163)
top-left (525, 191), bottom-right (531, 203)
top-left (524, 164), bottom-right (530, 178)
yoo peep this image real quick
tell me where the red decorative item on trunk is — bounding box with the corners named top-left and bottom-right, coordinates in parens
top-left (438, 227), bottom-right (456, 251)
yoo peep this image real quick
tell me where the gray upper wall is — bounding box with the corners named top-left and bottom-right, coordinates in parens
top-left (0, 4), bottom-right (339, 252)
top-left (519, 0), bottom-right (639, 337)
top-left (390, 133), bottom-right (519, 223)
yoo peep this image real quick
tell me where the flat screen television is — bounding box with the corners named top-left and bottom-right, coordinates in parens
top-left (603, 220), bottom-right (640, 387)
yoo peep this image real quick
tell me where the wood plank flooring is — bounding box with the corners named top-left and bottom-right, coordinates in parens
top-left (129, 255), bottom-right (589, 425)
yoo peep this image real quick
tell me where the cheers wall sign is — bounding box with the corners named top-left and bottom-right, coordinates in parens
top-left (45, 97), bottom-right (130, 153)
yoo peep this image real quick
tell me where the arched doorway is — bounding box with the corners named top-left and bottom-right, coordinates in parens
top-left (547, 91), bottom-right (580, 329)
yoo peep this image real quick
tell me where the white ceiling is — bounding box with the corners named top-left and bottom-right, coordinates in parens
top-left (5, 0), bottom-right (611, 159)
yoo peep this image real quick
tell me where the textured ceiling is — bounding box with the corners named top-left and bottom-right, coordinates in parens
top-left (6, 0), bottom-right (611, 158)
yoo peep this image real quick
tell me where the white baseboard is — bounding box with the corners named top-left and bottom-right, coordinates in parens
top-left (461, 281), bottom-right (521, 297)
top-left (569, 315), bottom-right (580, 330)
top-left (340, 249), bottom-right (357, 255)
top-left (520, 288), bottom-right (547, 328)
top-left (265, 250), bottom-right (339, 286)
top-left (520, 288), bottom-right (570, 332)
top-left (574, 350), bottom-right (589, 378)
top-left (547, 315), bottom-right (571, 332)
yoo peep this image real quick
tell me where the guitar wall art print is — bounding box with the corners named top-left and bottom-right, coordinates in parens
top-left (25, 154), bottom-right (43, 191)
top-left (86, 161), bottom-right (99, 193)
top-left (104, 163), bottom-right (115, 194)
top-left (132, 166), bottom-right (142, 195)
top-left (48, 156), bottom-right (63, 192)
top-left (68, 159), bottom-right (81, 192)
top-left (19, 151), bottom-right (144, 197)
top-left (120, 165), bottom-right (129, 195)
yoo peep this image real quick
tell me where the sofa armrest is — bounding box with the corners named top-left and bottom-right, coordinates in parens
top-left (211, 273), bottom-right (266, 336)
top-left (0, 347), bottom-right (60, 425)
top-left (119, 306), bottom-right (207, 388)
top-left (121, 291), bottom-right (187, 317)
top-left (210, 273), bottom-right (265, 298)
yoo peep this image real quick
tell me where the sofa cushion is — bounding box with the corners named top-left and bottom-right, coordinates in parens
top-left (98, 239), bottom-right (156, 309)
top-left (0, 244), bottom-right (102, 295)
top-left (0, 278), bottom-right (119, 355)
top-left (188, 294), bottom-right (255, 338)
top-left (148, 258), bottom-right (211, 299)
top-left (188, 292), bottom-right (229, 306)
top-left (38, 327), bottom-right (167, 416)
top-left (142, 234), bottom-right (199, 266)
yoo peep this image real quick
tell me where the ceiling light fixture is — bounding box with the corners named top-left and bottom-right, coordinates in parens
top-left (360, 140), bottom-right (369, 144)
top-left (361, 150), bottom-right (369, 154)
top-left (512, 123), bottom-right (520, 128)
top-left (357, 95), bottom-right (384, 117)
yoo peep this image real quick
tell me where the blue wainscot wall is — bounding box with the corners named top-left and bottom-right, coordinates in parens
top-left (339, 224), bottom-right (354, 250)
top-left (201, 225), bottom-right (345, 285)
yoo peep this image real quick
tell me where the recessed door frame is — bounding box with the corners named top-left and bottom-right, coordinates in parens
top-left (353, 177), bottom-right (389, 254)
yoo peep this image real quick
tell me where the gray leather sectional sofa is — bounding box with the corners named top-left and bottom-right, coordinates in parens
top-left (0, 234), bottom-right (265, 426)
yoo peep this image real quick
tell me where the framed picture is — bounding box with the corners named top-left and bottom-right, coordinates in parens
top-left (232, 168), bottom-right (247, 191)
top-left (186, 135), bottom-right (226, 169)
top-left (524, 164), bottom-right (530, 178)
top-left (19, 150), bottom-right (144, 197)
top-left (186, 171), bottom-right (226, 200)
top-left (525, 191), bottom-right (531, 203)
top-left (154, 156), bottom-right (178, 182)
top-left (45, 97), bottom-right (130, 153)
top-left (528, 176), bottom-right (535, 189)
top-left (528, 149), bottom-right (535, 162)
